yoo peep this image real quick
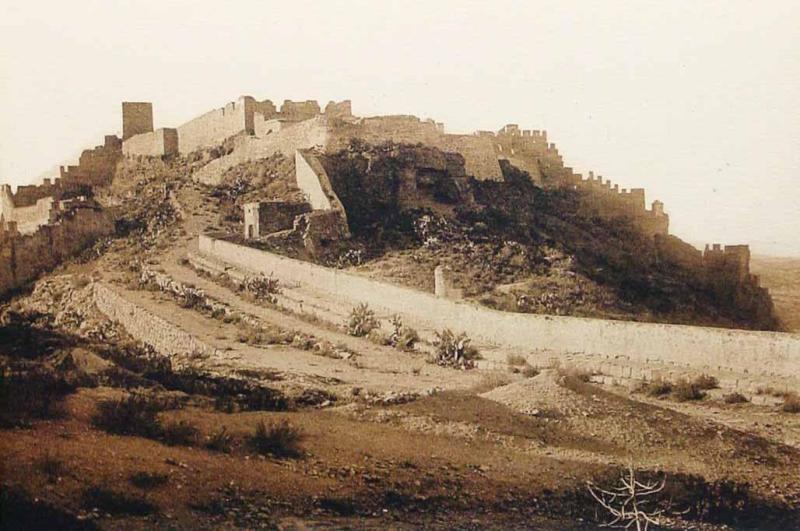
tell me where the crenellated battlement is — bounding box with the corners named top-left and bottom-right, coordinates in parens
top-left (703, 243), bottom-right (752, 283)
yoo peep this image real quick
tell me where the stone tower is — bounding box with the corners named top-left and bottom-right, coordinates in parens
top-left (122, 102), bottom-right (154, 140)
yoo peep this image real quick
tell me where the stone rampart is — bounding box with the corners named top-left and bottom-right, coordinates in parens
top-left (122, 128), bottom-right (178, 157)
top-left (0, 206), bottom-right (113, 296)
top-left (198, 235), bottom-right (800, 384)
top-left (177, 96), bottom-right (254, 154)
top-left (192, 117), bottom-right (330, 185)
top-left (0, 187), bottom-right (54, 234)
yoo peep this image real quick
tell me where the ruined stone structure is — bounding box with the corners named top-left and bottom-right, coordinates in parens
top-left (1, 94), bottom-right (763, 309)
top-left (122, 102), bottom-right (154, 140)
top-left (0, 123), bottom-right (124, 296)
top-left (0, 201), bottom-right (113, 296)
top-left (122, 96), bottom-right (354, 158)
top-left (243, 200), bottom-right (311, 239)
top-left (122, 128), bottom-right (178, 157)
top-left (703, 244), bottom-right (752, 284)
top-left (242, 149), bottom-right (350, 256)
top-left (0, 132), bottom-right (122, 236)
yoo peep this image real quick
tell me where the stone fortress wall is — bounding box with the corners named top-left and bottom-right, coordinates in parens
top-left (1, 133), bottom-right (122, 235)
top-left (145, 95), bottom-right (759, 294)
top-left (1, 126), bottom-right (121, 296)
top-left (0, 205), bottom-right (114, 296)
top-left (199, 235), bottom-right (800, 389)
top-left (122, 128), bottom-right (179, 158)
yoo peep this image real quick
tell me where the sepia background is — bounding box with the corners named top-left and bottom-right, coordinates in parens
top-left (1, 0), bottom-right (798, 255)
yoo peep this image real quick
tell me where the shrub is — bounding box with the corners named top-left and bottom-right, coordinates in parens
top-left (366, 329), bottom-right (391, 346)
top-left (243, 274), bottom-right (281, 303)
top-left (506, 354), bottom-right (527, 367)
top-left (129, 471), bottom-right (168, 489)
top-left (672, 379), bottom-right (706, 402)
top-left (641, 379), bottom-right (673, 397)
top-left (470, 372), bottom-right (514, 393)
top-left (432, 329), bottom-right (481, 369)
top-left (291, 333), bottom-right (315, 350)
top-left (522, 364), bottom-right (540, 378)
top-left (756, 386), bottom-right (785, 398)
top-left (555, 365), bottom-right (592, 390)
top-left (82, 487), bottom-right (155, 516)
top-left (0, 368), bottom-right (77, 427)
top-left (162, 420), bottom-right (199, 446)
top-left (237, 323), bottom-right (288, 346)
top-left (91, 394), bottom-right (164, 438)
top-left (205, 426), bottom-right (234, 453)
top-left (723, 392), bottom-right (749, 404)
top-left (346, 303), bottom-right (379, 337)
top-left (248, 419), bottom-right (303, 458)
top-left (37, 452), bottom-right (67, 483)
top-left (782, 393), bottom-right (800, 413)
top-left (693, 374), bottom-right (719, 390)
top-left (388, 315), bottom-right (419, 351)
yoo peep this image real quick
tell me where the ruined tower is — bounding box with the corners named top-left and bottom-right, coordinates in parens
top-left (122, 102), bottom-right (154, 140)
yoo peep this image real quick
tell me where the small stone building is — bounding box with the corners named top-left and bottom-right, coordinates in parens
top-left (243, 200), bottom-right (311, 239)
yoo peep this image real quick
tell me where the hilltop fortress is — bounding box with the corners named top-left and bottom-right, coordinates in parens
top-left (0, 95), bottom-right (769, 317)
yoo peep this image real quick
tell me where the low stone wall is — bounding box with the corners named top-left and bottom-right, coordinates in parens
top-left (93, 283), bottom-right (220, 365)
top-left (199, 235), bottom-right (800, 384)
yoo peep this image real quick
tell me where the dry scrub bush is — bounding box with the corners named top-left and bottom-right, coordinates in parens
top-left (672, 379), bottom-right (706, 402)
top-left (783, 393), bottom-right (800, 413)
top-left (82, 487), bottom-right (156, 516)
top-left (92, 393), bottom-right (164, 438)
top-left (521, 364), bottom-right (541, 378)
top-left (692, 374), bottom-right (719, 390)
top-left (346, 303), bottom-right (379, 337)
top-left (506, 354), bottom-right (527, 367)
top-left (129, 471), bottom-right (169, 490)
top-left (554, 364), bottom-right (592, 390)
top-left (470, 371), bottom-right (514, 393)
top-left (723, 392), bottom-right (749, 404)
top-left (162, 419), bottom-right (200, 446)
top-left (205, 426), bottom-right (234, 453)
top-left (249, 419), bottom-right (303, 458)
top-left (432, 329), bottom-right (481, 369)
top-left (640, 379), bottom-right (673, 397)
top-left (37, 452), bottom-right (67, 484)
top-left (0, 368), bottom-right (77, 427)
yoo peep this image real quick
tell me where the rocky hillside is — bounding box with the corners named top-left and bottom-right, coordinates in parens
top-left (312, 142), bottom-right (779, 331)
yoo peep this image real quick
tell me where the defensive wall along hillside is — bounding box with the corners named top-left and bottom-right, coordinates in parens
top-left (198, 234), bottom-right (800, 386)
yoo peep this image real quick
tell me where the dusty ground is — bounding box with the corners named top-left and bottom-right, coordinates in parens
top-left (2, 171), bottom-right (799, 530)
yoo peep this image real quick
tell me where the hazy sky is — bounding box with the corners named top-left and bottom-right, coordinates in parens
top-left (1, 1), bottom-right (798, 255)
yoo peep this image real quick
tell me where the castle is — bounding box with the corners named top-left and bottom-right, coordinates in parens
top-left (0, 95), bottom-right (765, 304)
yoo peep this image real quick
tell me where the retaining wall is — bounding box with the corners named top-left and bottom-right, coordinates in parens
top-left (199, 234), bottom-right (800, 382)
top-left (93, 283), bottom-right (220, 364)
